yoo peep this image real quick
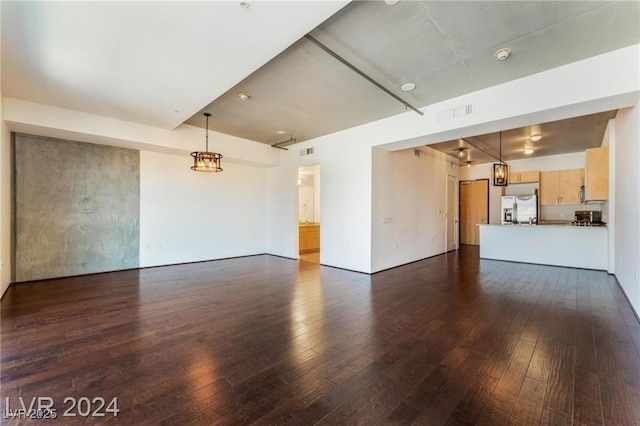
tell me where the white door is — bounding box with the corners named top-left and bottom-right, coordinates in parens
top-left (446, 175), bottom-right (458, 251)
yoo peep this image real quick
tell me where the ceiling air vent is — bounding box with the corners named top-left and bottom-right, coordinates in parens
top-left (437, 103), bottom-right (474, 122)
top-left (414, 149), bottom-right (424, 158)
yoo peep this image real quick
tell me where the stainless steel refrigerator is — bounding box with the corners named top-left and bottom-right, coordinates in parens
top-left (501, 195), bottom-right (538, 224)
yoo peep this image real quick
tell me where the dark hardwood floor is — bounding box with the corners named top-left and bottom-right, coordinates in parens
top-left (2, 247), bottom-right (639, 425)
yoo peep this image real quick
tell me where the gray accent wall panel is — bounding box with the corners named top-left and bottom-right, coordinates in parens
top-left (14, 134), bottom-right (140, 281)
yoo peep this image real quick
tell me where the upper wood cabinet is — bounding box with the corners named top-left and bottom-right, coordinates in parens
top-left (540, 169), bottom-right (584, 205)
top-left (585, 147), bottom-right (609, 201)
top-left (508, 170), bottom-right (539, 184)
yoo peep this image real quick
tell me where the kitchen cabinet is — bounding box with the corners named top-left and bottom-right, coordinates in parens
top-left (299, 225), bottom-right (320, 253)
top-left (540, 169), bottom-right (584, 205)
top-left (508, 170), bottom-right (539, 184)
top-left (585, 147), bottom-right (608, 201)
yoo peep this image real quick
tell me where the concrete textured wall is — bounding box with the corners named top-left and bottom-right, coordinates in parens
top-left (14, 134), bottom-right (139, 281)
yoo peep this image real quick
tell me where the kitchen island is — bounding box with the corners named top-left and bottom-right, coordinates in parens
top-left (479, 224), bottom-right (607, 270)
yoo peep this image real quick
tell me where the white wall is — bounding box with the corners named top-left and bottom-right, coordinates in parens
top-left (613, 104), bottom-right (640, 316)
top-left (1, 98), bottom-right (10, 298)
top-left (371, 147), bottom-right (455, 272)
top-left (140, 150), bottom-right (266, 267)
top-left (1, 0), bottom-right (11, 298)
top-left (603, 119), bottom-right (615, 273)
top-left (266, 136), bottom-right (373, 273)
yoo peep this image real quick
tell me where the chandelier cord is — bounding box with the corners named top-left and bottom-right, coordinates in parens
top-left (205, 113), bottom-right (210, 152)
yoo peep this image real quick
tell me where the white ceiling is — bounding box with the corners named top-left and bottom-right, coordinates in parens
top-left (2, 0), bottom-right (639, 158)
top-left (1, 1), bottom-right (348, 129)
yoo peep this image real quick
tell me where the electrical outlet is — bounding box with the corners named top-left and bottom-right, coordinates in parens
top-left (635, 271), bottom-right (639, 281)
top-left (394, 243), bottom-right (398, 250)
top-left (383, 217), bottom-right (392, 224)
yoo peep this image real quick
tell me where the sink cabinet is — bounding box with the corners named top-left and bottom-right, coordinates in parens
top-left (299, 225), bottom-right (320, 253)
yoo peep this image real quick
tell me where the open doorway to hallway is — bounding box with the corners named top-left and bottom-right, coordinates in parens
top-left (298, 165), bottom-right (321, 263)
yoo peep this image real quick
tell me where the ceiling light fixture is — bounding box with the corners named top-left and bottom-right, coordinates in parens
top-left (464, 160), bottom-right (475, 168)
top-left (384, 0), bottom-right (400, 5)
top-left (240, 2), bottom-right (249, 8)
top-left (238, 92), bottom-right (251, 101)
top-left (530, 132), bottom-right (542, 142)
top-left (191, 113), bottom-right (223, 173)
top-left (495, 47), bottom-right (511, 60)
top-left (454, 147), bottom-right (467, 158)
top-left (492, 131), bottom-right (509, 186)
top-left (524, 145), bottom-right (535, 155)
top-left (400, 82), bottom-right (415, 92)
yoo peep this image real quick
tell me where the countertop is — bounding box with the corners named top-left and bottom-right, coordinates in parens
top-left (299, 222), bottom-right (320, 227)
top-left (479, 223), bottom-right (606, 229)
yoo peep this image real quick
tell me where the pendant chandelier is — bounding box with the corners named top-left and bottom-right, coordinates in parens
top-left (191, 112), bottom-right (223, 172)
top-left (492, 131), bottom-right (509, 186)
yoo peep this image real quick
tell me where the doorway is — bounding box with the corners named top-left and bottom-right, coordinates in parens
top-left (459, 179), bottom-right (489, 245)
top-left (298, 165), bottom-right (321, 263)
top-left (446, 175), bottom-right (458, 251)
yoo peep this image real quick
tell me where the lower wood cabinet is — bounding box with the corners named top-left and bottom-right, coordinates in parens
top-left (299, 225), bottom-right (320, 253)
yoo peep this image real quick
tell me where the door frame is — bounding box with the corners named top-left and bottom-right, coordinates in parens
top-left (446, 174), bottom-right (459, 252)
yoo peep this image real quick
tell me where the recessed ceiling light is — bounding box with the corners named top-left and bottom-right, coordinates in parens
top-left (524, 145), bottom-right (535, 155)
top-left (400, 82), bottom-right (416, 92)
top-left (385, 0), bottom-right (400, 5)
top-left (530, 132), bottom-right (542, 142)
top-left (276, 130), bottom-right (286, 134)
top-left (240, 2), bottom-right (249, 9)
top-left (238, 92), bottom-right (251, 101)
top-left (495, 47), bottom-right (511, 60)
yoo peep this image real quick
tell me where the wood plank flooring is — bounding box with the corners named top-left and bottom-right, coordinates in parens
top-left (1, 246), bottom-right (639, 425)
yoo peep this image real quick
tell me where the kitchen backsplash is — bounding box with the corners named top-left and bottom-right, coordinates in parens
top-left (541, 204), bottom-right (604, 221)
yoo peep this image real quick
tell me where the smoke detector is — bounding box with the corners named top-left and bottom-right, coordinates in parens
top-left (495, 47), bottom-right (511, 60)
top-left (238, 92), bottom-right (251, 101)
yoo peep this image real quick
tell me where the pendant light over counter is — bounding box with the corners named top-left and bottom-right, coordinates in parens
top-left (492, 131), bottom-right (509, 186)
top-left (191, 112), bottom-right (223, 172)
